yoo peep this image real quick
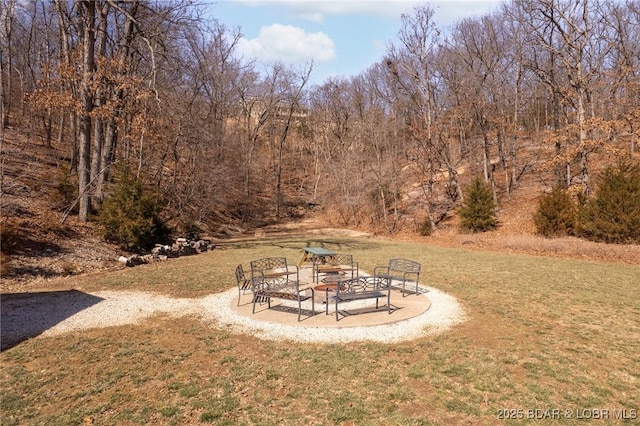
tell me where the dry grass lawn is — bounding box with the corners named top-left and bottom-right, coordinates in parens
top-left (1, 235), bottom-right (639, 425)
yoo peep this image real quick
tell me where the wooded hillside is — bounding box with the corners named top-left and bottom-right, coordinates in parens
top-left (1, 0), bottom-right (639, 238)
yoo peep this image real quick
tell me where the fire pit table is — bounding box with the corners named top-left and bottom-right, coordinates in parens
top-left (313, 283), bottom-right (338, 304)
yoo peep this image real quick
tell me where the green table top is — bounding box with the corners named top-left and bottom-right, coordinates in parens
top-left (302, 247), bottom-right (336, 255)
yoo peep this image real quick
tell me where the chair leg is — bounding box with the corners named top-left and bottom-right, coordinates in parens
top-left (311, 290), bottom-right (315, 316)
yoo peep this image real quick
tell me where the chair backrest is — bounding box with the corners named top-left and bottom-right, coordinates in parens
top-left (327, 254), bottom-right (353, 266)
top-left (389, 258), bottom-right (421, 274)
top-left (336, 276), bottom-right (389, 295)
top-left (235, 264), bottom-right (247, 283)
top-left (250, 257), bottom-right (288, 274)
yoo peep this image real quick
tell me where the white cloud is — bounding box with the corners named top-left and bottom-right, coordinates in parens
top-left (235, 1), bottom-right (422, 21)
top-left (237, 24), bottom-right (336, 64)
top-left (234, 1), bottom-right (500, 24)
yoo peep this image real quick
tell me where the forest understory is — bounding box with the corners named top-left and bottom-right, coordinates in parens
top-left (2, 127), bottom-right (639, 294)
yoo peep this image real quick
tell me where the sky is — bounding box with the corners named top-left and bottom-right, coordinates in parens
top-left (207, 1), bottom-right (504, 85)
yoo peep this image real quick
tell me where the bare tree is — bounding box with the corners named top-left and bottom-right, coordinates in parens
top-left (76, 0), bottom-right (96, 221)
top-left (308, 77), bottom-right (355, 200)
top-left (0, 0), bottom-right (16, 128)
top-left (386, 4), bottom-right (447, 229)
top-left (602, 0), bottom-right (640, 155)
top-left (352, 67), bottom-right (401, 232)
top-left (449, 14), bottom-right (509, 203)
top-left (273, 62), bottom-right (312, 218)
top-left (515, 0), bottom-right (613, 194)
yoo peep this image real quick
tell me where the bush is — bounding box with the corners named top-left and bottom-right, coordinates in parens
top-left (40, 167), bottom-right (78, 212)
top-left (533, 187), bottom-right (577, 237)
top-left (459, 176), bottom-right (498, 233)
top-left (98, 170), bottom-right (172, 252)
top-left (418, 217), bottom-right (432, 236)
top-left (368, 184), bottom-right (397, 215)
top-left (577, 160), bottom-right (640, 244)
top-left (181, 222), bottom-right (203, 241)
top-left (0, 219), bottom-right (21, 254)
top-left (54, 167), bottom-right (78, 210)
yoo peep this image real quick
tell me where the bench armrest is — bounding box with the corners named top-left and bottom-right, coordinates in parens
top-left (287, 264), bottom-right (300, 280)
top-left (401, 271), bottom-right (419, 280)
top-left (373, 265), bottom-right (389, 275)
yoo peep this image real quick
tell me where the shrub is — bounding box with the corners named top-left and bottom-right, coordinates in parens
top-left (44, 167), bottom-right (78, 211)
top-left (533, 187), bottom-right (577, 237)
top-left (98, 170), bottom-right (172, 252)
top-left (0, 219), bottom-right (21, 254)
top-left (368, 184), bottom-right (397, 217)
top-left (418, 217), bottom-right (432, 236)
top-left (181, 222), bottom-right (202, 241)
top-left (55, 167), bottom-right (78, 210)
top-left (0, 252), bottom-right (8, 276)
top-left (459, 176), bottom-right (498, 233)
top-left (577, 160), bottom-right (640, 244)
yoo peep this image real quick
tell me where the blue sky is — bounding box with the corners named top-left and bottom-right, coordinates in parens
top-left (207, 1), bottom-right (503, 85)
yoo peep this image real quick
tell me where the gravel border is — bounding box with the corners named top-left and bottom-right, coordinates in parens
top-left (202, 286), bottom-right (466, 343)
top-left (2, 287), bottom-right (465, 346)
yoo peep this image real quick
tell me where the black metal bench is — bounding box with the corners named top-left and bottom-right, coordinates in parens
top-left (374, 258), bottom-right (421, 297)
top-left (251, 279), bottom-right (315, 321)
top-left (250, 257), bottom-right (299, 282)
top-left (312, 253), bottom-right (359, 283)
top-left (234, 264), bottom-right (253, 306)
top-left (250, 257), bottom-right (314, 321)
top-left (326, 276), bottom-right (391, 321)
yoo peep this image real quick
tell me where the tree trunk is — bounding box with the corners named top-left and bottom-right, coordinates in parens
top-left (95, 0), bottom-right (139, 201)
top-left (0, 52), bottom-right (8, 129)
top-left (78, 0), bottom-right (96, 221)
top-left (1, 0), bottom-right (15, 129)
top-left (69, 112), bottom-right (78, 173)
top-left (90, 2), bottom-right (110, 204)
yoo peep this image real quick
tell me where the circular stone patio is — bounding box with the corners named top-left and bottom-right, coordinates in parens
top-left (220, 266), bottom-right (466, 342)
top-left (216, 284), bottom-right (463, 343)
top-left (232, 285), bottom-right (433, 328)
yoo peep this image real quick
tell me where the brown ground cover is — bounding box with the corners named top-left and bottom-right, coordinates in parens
top-left (2, 127), bottom-right (639, 292)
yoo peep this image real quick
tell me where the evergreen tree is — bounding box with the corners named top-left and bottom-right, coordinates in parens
top-left (99, 169), bottom-right (172, 252)
top-left (577, 161), bottom-right (640, 244)
top-left (533, 187), bottom-right (577, 237)
top-left (459, 176), bottom-right (498, 233)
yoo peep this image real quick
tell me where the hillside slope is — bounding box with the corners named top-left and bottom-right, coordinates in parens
top-left (1, 127), bottom-right (639, 292)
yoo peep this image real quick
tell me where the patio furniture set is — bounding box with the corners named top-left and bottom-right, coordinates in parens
top-left (235, 247), bottom-right (423, 321)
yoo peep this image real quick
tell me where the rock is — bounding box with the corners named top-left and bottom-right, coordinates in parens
top-left (114, 237), bottom-right (212, 268)
top-left (193, 240), bottom-right (212, 253)
top-left (126, 255), bottom-right (146, 267)
top-left (180, 246), bottom-right (197, 256)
